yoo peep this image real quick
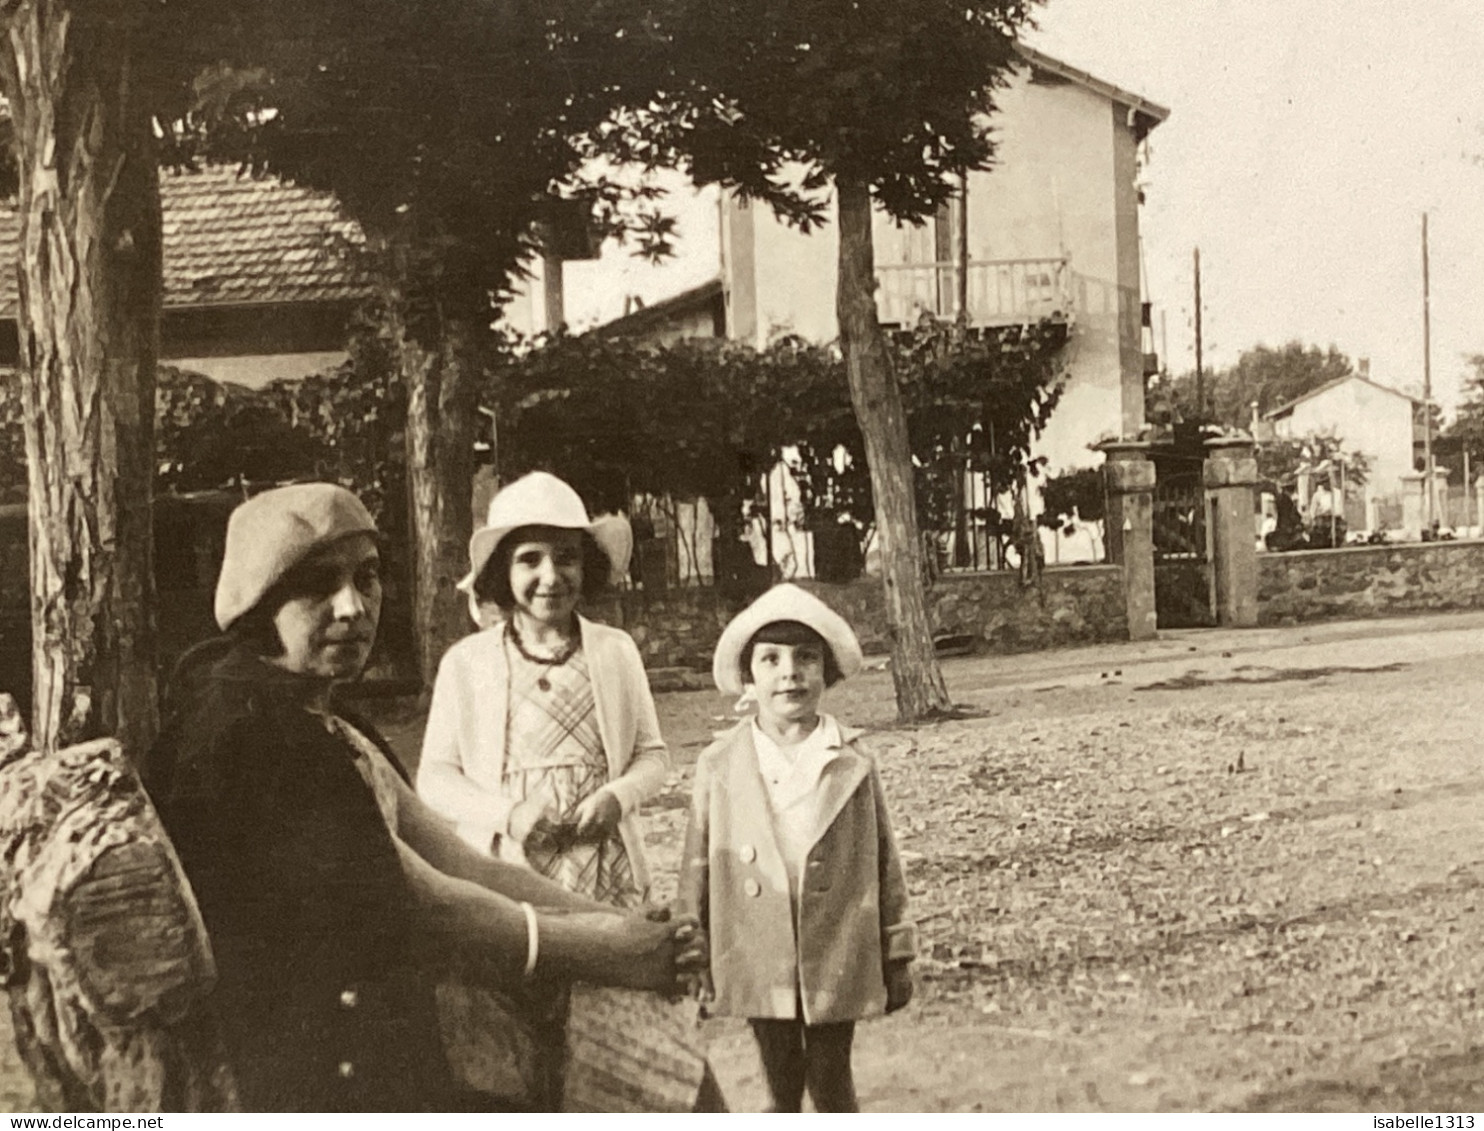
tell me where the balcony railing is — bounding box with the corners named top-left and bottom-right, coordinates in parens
top-left (875, 257), bottom-right (1074, 328)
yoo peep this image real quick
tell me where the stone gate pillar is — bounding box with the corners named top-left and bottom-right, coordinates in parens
top-left (1401, 473), bottom-right (1425, 540)
top-left (1099, 441), bottom-right (1156, 641)
top-left (1204, 437), bottom-right (1259, 627)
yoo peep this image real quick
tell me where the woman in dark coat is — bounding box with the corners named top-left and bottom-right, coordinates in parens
top-left (146, 483), bottom-right (698, 1112)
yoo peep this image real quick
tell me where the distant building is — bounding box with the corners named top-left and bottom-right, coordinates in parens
top-left (544, 44), bottom-right (1169, 477)
top-left (1262, 368), bottom-right (1428, 531)
top-left (0, 164), bottom-right (369, 388)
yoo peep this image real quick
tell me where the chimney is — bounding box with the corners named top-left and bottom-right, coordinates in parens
top-left (1358, 357), bottom-right (1370, 377)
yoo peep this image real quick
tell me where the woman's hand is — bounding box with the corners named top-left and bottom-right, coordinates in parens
top-left (572, 790), bottom-right (623, 840)
top-left (577, 912), bottom-right (708, 995)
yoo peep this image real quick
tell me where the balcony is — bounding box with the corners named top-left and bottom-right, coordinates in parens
top-left (875, 257), bottom-right (1074, 328)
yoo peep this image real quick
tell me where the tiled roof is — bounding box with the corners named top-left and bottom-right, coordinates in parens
top-left (0, 164), bottom-right (369, 317)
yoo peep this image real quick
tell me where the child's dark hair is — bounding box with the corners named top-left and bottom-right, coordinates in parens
top-left (472, 525), bottom-right (610, 609)
top-left (739, 620), bottom-right (844, 687)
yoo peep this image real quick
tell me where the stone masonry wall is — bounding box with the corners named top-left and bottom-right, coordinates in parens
top-left (800, 566), bottom-right (1127, 656)
top-left (592, 566), bottom-right (1128, 673)
top-left (1259, 540), bottom-right (1484, 624)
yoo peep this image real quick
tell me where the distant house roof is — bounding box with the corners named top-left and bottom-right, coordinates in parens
top-left (1015, 44), bottom-right (1171, 139)
top-left (596, 278), bottom-right (726, 340)
top-left (0, 164), bottom-right (369, 318)
top-left (1263, 373), bottom-right (1424, 422)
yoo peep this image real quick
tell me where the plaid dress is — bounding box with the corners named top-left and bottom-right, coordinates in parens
top-left (502, 632), bottom-right (640, 909)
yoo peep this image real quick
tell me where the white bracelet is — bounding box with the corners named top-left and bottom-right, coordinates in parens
top-left (520, 901), bottom-right (539, 978)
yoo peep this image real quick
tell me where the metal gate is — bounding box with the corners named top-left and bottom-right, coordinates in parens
top-left (1151, 462), bottom-right (1215, 628)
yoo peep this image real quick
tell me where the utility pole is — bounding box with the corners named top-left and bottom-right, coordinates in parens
top-left (1193, 247), bottom-right (1204, 423)
top-left (1423, 213), bottom-right (1435, 531)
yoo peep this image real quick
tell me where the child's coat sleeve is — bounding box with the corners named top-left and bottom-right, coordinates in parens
top-left (870, 759), bottom-right (917, 965)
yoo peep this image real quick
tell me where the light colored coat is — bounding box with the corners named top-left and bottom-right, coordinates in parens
top-left (678, 720), bottom-right (916, 1024)
top-left (417, 616), bottom-right (669, 893)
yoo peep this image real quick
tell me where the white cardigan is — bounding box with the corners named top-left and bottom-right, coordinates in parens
top-left (416, 616), bottom-right (670, 893)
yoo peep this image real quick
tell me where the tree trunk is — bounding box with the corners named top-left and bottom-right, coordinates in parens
top-left (0, 0), bottom-right (161, 756)
top-left (0, 701), bottom-right (237, 1111)
top-left (399, 307), bottom-right (478, 688)
top-left (834, 176), bottom-right (951, 720)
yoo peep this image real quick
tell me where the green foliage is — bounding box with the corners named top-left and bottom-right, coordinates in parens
top-left (1039, 467), bottom-right (1105, 528)
top-left (155, 367), bottom-right (325, 493)
top-left (0, 372), bottom-right (23, 504)
top-left (1256, 431), bottom-right (1370, 493)
top-left (1154, 342), bottom-right (1356, 430)
top-left (637, 0), bottom-right (1038, 226)
top-left (1440, 354), bottom-right (1484, 479)
top-left (0, 334), bottom-right (406, 520)
top-left (493, 320), bottom-right (1066, 541)
top-left (166, 0), bottom-right (687, 333)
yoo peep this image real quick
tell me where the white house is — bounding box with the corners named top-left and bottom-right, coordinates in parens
top-left (1262, 369), bottom-right (1427, 532)
top-left (508, 45), bottom-right (1170, 479)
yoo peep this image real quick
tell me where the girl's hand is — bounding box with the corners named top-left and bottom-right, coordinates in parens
top-left (572, 790), bottom-right (623, 839)
top-left (885, 961), bottom-right (914, 1014)
top-left (671, 916), bottom-right (709, 978)
top-left (508, 795), bottom-right (557, 848)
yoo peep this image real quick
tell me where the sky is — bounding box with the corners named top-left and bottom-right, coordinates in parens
top-left (564, 0), bottom-right (1484, 415)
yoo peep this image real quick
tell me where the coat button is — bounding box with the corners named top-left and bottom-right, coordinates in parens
top-left (740, 844), bottom-right (756, 863)
top-left (744, 878), bottom-right (761, 897)
top-left (337, 1061), bottom-right (355, 1079)
top-left (339, 989), bottom-right (359, 1009)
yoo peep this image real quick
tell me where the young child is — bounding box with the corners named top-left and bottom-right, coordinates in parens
top-left (679, 583), bottom-right (916, 1112)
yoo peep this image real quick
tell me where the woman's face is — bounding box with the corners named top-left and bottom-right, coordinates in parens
top-left (268, 533), bottom-right (382, 681)
top-left (507, 527), bottom-right (583, 629)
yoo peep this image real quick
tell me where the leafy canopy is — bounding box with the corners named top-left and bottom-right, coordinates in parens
top-left (1151, 341), bottom-right (1357, 431)
top-left (627, 0), bottom-right (1038, 224)
top-left (494, 322), bottom-right (1066, 538)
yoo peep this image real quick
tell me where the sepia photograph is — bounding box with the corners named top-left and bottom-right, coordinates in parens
top-left (0, 0), bottom-right (1483, 1115)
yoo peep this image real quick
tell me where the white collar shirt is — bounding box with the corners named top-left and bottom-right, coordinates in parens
top-left (751, 714), bottom-right (844, 888)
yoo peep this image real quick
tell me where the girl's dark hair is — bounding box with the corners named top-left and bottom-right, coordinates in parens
top-left (472, 525), bottom-right (610, 610)
top-left (739, 620), bottom-right (844, 687)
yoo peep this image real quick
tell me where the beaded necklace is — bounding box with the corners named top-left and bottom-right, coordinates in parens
top-left (507, 619), bottom-right (580, 691)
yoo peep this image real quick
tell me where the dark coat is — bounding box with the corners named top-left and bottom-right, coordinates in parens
top-left (147, 644), bottom-right (455, 1112)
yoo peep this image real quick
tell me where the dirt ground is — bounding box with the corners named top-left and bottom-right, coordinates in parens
top-left (8, 610), bottom-right (1484, 1112)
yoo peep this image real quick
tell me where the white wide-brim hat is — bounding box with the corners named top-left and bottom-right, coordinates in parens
top-left (712, 583), bottom-right (864, 697)
top-left (215, 482), bottom-right (377, 630)
top-left (457, 471), bottom-right (618, 598)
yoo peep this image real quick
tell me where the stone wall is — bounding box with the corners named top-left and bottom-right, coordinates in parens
top-left (592, 565), bottom-right (1128, 672)
top-left (587, 586), bottom-right (747, 672)
top-left (1259, 540), bottom-right (1484, 624)
top-left (800, 566), bottom-right (1127, 655)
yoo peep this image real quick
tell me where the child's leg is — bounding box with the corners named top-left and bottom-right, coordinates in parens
top-left (802, 1021), bottom-right (859, 1113)
top-left (749, 1018), bottom-right (808, 1112)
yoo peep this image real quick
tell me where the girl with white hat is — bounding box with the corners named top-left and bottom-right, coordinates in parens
top-left (147, 482), bottom-right (703, 1111)
top-left (418, 472), bottom-right (669, 909)
top-left (677, 583), bottom-right (916, 1112)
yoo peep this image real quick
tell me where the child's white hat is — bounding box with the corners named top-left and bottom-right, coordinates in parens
top-left (712, 583), bottom-right (864, 696)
